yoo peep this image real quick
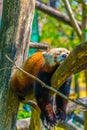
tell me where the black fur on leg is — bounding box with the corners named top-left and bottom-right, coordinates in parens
top-left (34, 71), bottom-right (57, 128)
top-left (55, 76), bottom-right (72, 122)
top-left (34, 68), bottom-right (72, 128)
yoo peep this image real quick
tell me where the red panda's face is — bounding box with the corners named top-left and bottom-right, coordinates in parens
top-left (43, 48), bottom-right (70, 66)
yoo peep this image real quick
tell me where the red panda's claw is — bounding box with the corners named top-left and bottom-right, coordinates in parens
top-left (40, 112), bottom-right (57, 128)
top-left (55, 109), bottom-right (67, 122)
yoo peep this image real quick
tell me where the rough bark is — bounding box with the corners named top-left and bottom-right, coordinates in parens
top-left (0, 0), bottom-right (35, 130)
top-left (29, 107), bottom-right (43, 130)
top-left (51, 40), bottom-right (87, 91)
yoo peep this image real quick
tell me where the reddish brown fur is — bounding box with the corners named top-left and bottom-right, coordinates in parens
top-left (11, 52), bottom-right (44, 91)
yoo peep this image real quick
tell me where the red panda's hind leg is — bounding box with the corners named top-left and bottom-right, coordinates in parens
top-left (55, 77), bottom-right (72, 122)
top-left (34, 71), bottom-right (57, 129)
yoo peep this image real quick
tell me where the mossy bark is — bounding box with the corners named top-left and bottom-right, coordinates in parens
top-left (0, 0), bottom-right (35, 130)
top-left (29, 107), bottom-right (44, 130)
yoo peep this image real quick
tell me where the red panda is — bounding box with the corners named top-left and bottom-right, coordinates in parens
top-left (11, 48), bottom-right (71, 129)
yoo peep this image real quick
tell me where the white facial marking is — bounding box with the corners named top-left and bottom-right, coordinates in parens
top-left (43, 48), bottom-right (70, 66)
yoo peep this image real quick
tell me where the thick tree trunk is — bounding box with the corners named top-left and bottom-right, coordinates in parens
top-left (0, 0), bottom-right (35, 130)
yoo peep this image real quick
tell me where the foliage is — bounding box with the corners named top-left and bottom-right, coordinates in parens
top-left (17, 104), bottom-right (31, 120)
top-left (17, 109), bottom-right (31, 120)
top-left (38, 11), bottom-right (80, 50)
top-left (37, 1), bottom-right (82, 51)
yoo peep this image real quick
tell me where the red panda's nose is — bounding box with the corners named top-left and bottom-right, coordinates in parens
top-left (62, 54), bottom-right (67, 58)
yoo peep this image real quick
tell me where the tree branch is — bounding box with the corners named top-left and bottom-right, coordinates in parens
top-left (30, 42), bottom-right (50, 50)
top-left (73, 114), bottom-right (84, 125)
top-left (35, 1), bottom-right (81, 28)
top-left (51, 40), bottom-right (87, 91)
top-left (23, 100), bottom-right (41, 113)
top-left (57, 121), bottom-right (81, 130)
top-left (63, 0), bottom-right (82, 38)
top-left (16, 118), bottom-right (81, 130)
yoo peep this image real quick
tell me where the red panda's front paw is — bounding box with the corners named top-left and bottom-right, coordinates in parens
top-left (55, 109), bottom-right (67, 123)
top-left (40, 112), bottom-right (57, 130)
top-left (40, 103), bottom-right (57, 129)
